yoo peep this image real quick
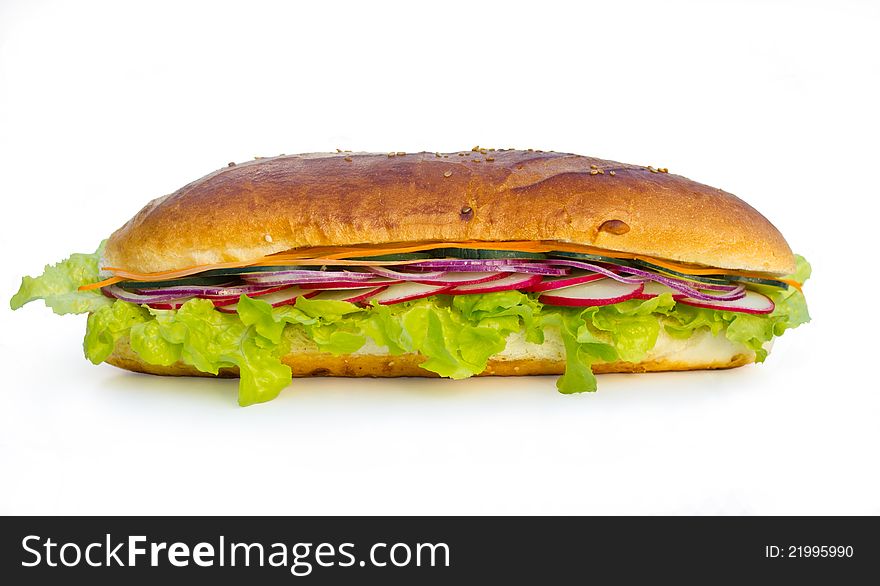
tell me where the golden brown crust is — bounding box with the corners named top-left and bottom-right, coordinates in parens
top-left (105, 335), bottom-right (754, 380)
top-left (104, 150), bottom-right (795, 275)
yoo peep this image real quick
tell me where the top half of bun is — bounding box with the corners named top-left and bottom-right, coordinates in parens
top-left (103, 150), bottom-right (796, 275)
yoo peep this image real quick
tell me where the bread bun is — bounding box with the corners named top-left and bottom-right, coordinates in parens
top-left (104, 150), bottom-right (795, 275)
top-left (105, 326), bottom-right (756, 380)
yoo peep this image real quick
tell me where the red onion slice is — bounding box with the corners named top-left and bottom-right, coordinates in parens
top-left (503, 264), bottom-right (569, 276)
top-left (132, 283), bottom-right (285, 298)
top-left (243, 269), bottom-right (374, 279)
top-left (105, 285), bottom-right (194, 305)
top-left (636, 281), bottom-right (746, 302)
top-left (543, 259), bottom-right (647, 284)
top-left (368, 266), bottom-right (448, 280)
top-left (609, 266), bottom-right (748, 301)
top-left (675, 280), bottom-right (741, 292)
top-left (299, 278), bottom-right (403, 290)
top-left (690, 285), bottom-right (746, 301)
top-left (242, 270), bottom-right (376, 285)
top-left (244, 269), bottom-right (374, 278)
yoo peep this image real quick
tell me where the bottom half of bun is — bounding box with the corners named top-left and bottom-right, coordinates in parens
top-left (104, 325), bottom-right (758, 379)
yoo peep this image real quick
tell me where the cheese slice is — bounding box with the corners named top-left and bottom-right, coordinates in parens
top-left (80, 240), bottom-right (790, 290)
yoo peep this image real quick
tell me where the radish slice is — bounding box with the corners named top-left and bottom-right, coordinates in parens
top-left (147, 297), bottom-right (196, 310)
top-left (676, 290), bottom-right (775, 314)
top-left (526, 271), bottom-right (605, 292)
top-left (299, 278), bottom-right (401, 290)
top-left (211, 296), bottom-right (242, 307)
top-left (539, 280), bottom-right (644, 307)
top-left (308, 287), bottom-right (388, 303)
top-left (412, 271), bottom-right (509, 286)
top-left (633, 281), bottom-right (680, 300)
top-left (216, 287), bottom-right (316, 313)
top-left (370, 282), bottom-right (453, 305)
top-left (448, 273), bottom-right (542, 295)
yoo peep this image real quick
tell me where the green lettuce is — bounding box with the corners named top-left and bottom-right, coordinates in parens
top-left (10, 242), bottom-right (112, 315)
top-left (663, 255), bottom-right (812, 362)
top-left (84, 300), bottom-right (149, 364)
top-left (11, 246), bottom-right (812, 406)
top-left (553, 294), bottom-right (676, 393)
top-left (360, 295), bottom-right (514, 378)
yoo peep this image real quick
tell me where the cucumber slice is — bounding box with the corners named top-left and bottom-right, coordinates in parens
top-left (635, 260), bottom-right (788, 289)
top-left (430, 248), bottom-right (547, 260)
top-left (197, 265), bottom-right (323, 277)
top-left (116, 275), bottom-right (236, 290)
top-left (548, 250), bottom-right (637, 266)
top-left (347, 252), bottom-right (433, 261)
top-left (723, 274), bottom-right (790, 289)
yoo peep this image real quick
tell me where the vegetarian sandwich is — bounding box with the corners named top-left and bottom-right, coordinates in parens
top-left (11, 149), bottom-right (811, 405)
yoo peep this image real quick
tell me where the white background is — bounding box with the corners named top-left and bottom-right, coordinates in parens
top-left (1, 0), bottom-right (878, 515)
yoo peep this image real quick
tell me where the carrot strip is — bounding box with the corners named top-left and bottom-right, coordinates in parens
top-left (78, 276), bottom-right (123, 291)
top-left (778, 279), bottom-right (803, 292)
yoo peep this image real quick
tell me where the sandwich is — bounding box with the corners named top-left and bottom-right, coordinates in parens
top-left (10, 149), bottom-right (811, 406)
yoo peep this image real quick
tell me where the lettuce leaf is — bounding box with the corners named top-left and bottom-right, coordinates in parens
top-left (551, 295), bottom-right (677, 393)
top-left (10, 242), bottom-right (112, 315)
top-left (754, 254), bottom-right (812, 336)
top-left (584, 294), bottom-right (677, 362)
top-left (724, 313), bottom-right (776, 361)
top-left (362, 297), bottom-right (508, 378)
top-left (12, 248), bottom-right (812, 406)
top-left (554, 310), bottom-right (602, 394)
top-left (84, 300), bottom-right (149, 364)
top-left (238, 295), bottom-right (368, 355)
top-left (129, 298), bottom-right (292, 406)
top-left (452, 290), bottom-right (544, 343)
top-left (663, 256), bottom-right (812, 362)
